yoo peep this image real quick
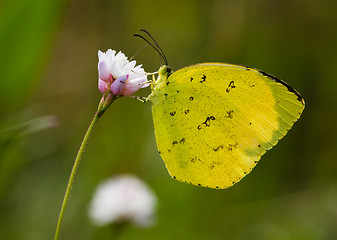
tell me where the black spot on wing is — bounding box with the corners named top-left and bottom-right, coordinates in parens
top-left (172, 138), bottom-right (186, 147)
top-left (200, 75), bottom-right (206, 83)
top-left (190, 157), bottom-right (204, 163)
top-left (213, 145), bottom-right (224, 151)
top-left (213, 143), bottom-right (237, 152)
top-left (170, 111), bottom-right (176, 116)
top-left (203, 116), bottom-right (215, 126)
top-left (197, 116), bottom-right (216, 130)
top-left (227, 143), bottom-right (238, 151)
top-left (225, 110), bottom-right (234, 118)
top-left (226, 81), bottom-right (236, 93)
top-left (184, 109), bottom-right (190, 114)
top-left (204, 120), bottom-right (211, 126)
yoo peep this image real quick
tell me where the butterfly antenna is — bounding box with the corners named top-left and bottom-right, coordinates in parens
top-left (139, 29), bottom-right (168, 66)
top-left (129, 43), bottom-right (149, 61)
top-left (133, 33), bottom-right (166, 65)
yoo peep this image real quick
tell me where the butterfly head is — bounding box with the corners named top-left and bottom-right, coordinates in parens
top-left (158, 65), bottom-right (172, 77)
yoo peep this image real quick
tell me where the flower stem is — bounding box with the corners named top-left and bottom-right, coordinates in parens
top-left (54, 95), bottom-right (115, 240)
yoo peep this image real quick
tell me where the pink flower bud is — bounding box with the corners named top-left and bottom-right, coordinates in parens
top-left (98, 79), bottom-right (107, 93)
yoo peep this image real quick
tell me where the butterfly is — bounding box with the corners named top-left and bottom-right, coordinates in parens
top-left (136, 30), bottom-right (305, 189)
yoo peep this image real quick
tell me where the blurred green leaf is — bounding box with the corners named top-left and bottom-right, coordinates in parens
top-left (0, 0), bottom-right (67, 111)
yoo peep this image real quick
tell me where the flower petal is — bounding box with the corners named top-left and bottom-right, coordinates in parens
top-left (98, 50), bottom-right (105, 60)
top-left (110, 75), bottom-right (128, 95)
top-left (98, 61), bottom-right (111, 81)
top-left (122, 78), bottom-right (148, 96)
top-left (123, 60), bottom-right (137, 74)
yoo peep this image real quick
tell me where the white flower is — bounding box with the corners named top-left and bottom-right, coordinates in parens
top-left (98, 50), bottom-right (149, 96)
top-left (88, 175), bottom-right (157, 227)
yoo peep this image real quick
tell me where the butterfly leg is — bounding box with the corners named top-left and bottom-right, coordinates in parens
top-left (130, 96), bottom-right (148, 103)
top-left (151, 73), bottom-right (156, 90)
top-left (130, 72), bottom-right (158, 103)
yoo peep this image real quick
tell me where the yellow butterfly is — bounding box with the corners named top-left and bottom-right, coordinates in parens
top-left (136, 30), bottom-right (305, 189)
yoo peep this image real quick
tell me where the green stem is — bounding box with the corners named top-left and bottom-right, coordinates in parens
top-left (55, 108), bottom-right (105, 240)
top-left (54, 94), bottom-right (115, 240)
top-left (54, 110), bottom-right (99, 240)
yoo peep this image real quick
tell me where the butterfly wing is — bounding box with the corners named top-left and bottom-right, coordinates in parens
top-left (150, 63), bottom-right (304, 189)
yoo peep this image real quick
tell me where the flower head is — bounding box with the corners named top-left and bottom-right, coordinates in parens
top-left (88, 175), bottom-right (157, 227)
top-left (98, 50), bottom-right (149, 96)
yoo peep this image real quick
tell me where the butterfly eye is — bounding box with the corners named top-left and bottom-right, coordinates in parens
top-left (167, 66), bottom-right (172, 75)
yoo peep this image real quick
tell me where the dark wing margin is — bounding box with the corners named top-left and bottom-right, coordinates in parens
top-left (258, 70), bottom-right (304, 104)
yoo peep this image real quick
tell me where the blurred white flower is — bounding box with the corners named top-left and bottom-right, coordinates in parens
top-left (88, 175), bottom-right (157, 227)
top-left (97, 49), bottom-right (149, 96)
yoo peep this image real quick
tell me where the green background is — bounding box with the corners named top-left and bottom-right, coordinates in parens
top-left (1, 0), bottom-right (337, 239)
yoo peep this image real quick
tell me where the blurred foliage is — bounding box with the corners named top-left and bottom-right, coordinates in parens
top-left (1, 0), bottom-right (337, 239)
